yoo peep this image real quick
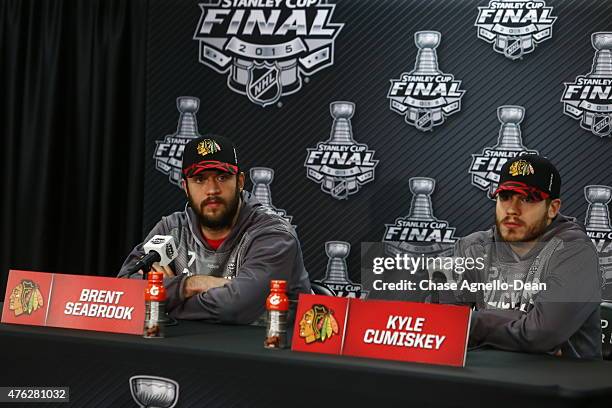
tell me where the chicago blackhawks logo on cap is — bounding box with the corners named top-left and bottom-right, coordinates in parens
top-left (509, 159), bottom-right (534, 177)
top-left (197, 139), bottom-right (221, 157)
top-left (8, 280), bottom-right (44, 317)
top-left (298, 304), bottom-right (339, 344)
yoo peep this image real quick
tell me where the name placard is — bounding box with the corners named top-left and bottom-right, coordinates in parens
top-left (292, 294), bottom-right (471, 367)
top-left (1, 270), bottom-right (146, 335)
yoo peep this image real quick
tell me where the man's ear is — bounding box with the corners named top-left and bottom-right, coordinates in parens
top-left (548, 198), bottom-right (561, 219)
top-left (181, 179), bottom-right (189, 197)
top-left (238, 172), bottom-right (245, 191)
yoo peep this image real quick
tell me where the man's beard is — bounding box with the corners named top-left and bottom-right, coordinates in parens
top-left (496, 213), bottom-right (549, 243)
top-left (189, 184), bottom-right (241, 230)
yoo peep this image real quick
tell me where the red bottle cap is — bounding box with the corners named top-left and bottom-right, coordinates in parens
top-left (147, 271), bottom-right (164, 281)
top-left (270, 280), bottom-right (287, 292)
top-left (267, 280), bottom-right (289, 311)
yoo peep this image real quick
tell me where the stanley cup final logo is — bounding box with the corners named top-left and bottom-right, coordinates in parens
top-left (561, 32), bottom-right (612, 138)
top-left (317, 241), bottom-right (368, 299)
top-left (249, 167), bottom-right (293, 224)
top-left (193, 0), bottom-right (343, 107)
top-left (388, 31), bottom-right (465, 132)
top-left (469, 105), bottom-right (539, 199)
top-left (584, 185), bottom-right (612, 301)
top-left (130, 376), bottom-right (179, 408)
top-left (154, 97), bottom-right (202, 186)
top-left (474, 0), bottom-right (556, 60)
top-left (304, 102), bottom-right (378, 200)
top-left (383, 177), bottom-right (458, 256)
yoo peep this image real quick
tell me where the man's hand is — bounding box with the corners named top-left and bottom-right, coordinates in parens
top-left (152, 262), bottom-right (175, 278)
top-left (183, 276), bottom-right (229, 299)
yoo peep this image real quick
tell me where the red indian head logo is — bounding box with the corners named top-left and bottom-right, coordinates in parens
top-left (8, 280), bottom-right (44, 317)
top-left (298, 304), bottom-right (339, 344)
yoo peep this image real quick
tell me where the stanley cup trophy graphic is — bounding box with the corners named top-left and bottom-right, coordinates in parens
top-left (582, 33), bottom-right (612, 136)
top-left (323, 242), bottom-right (352, 285)
top-left (319, 242), bottom-right (368, 299)
top-left (130, 376), bottom-right (179, 408)
top-left (388, 31), bottom-right (464, 131)
top-left (490, 105), bottom-right (529, 195)
top-left (585, 186), bottom-right (612, 231)
top-left (251, 167), bottom-right (275, 208)
top-left (250, 167), bottom-right (293, 224)
top-left (469, 105), bottom-right (538, 199)
top-left (323, 102), bottom-right (360, 199)
top-left (386, 178), bottom-right (455, 259)
top-left (585, 186), bottom-right (612, 299)
top-left (305, 101), bottom-right (378, 200)
top-left (408, 177), bottom-right (436, 221)
top-left (154, 97), bottom-right (202, 186)
top-left (412, 31), bottom-right (443, 131)
top-left (379, 178), bottom-right (457, 302)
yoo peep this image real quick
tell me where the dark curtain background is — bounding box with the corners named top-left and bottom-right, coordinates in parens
top-left (0, 0), bottom-right (148, 301)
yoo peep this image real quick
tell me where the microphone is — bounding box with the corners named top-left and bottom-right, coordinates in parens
top-left (125, 235), bottom-right (178, 278)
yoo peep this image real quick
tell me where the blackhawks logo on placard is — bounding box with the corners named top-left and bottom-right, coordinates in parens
top-left (298, 304), bottom-right (339, 344)
top-left (9, 280), bottom-right (44, 317)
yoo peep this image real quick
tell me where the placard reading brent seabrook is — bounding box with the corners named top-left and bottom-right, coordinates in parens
top-left (1, 270), bottom-right (146, 335)
top-left (342, 300), bottom-right (471, 367)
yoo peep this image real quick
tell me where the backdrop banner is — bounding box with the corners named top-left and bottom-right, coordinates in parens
top-left (145, 0), bottom-right (612, 301)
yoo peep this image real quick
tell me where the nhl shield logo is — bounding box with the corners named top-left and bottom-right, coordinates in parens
top-left (247, 62), bottom-right (282, 107)
top-left (592, 114), bottom-right (612, 137)
top-left (415, 109), bottom-right (433, 131)
top-left (504, 37), bottom-right (523, 60)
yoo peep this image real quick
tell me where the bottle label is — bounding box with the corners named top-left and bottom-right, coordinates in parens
top-left (264, 310), bottom-right (287, 349)
top-left (144, 301), bottom-right (165, 338)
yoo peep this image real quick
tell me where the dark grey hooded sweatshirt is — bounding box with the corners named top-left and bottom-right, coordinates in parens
top-left (453, 214), bottom-right (602, 359)
top-left (118, 191), bottom-right (311, 324)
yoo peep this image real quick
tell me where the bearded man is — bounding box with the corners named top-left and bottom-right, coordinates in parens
top-left (119, 135), bottom-right (311, 324)
top-left (453, 155), bottom-right (602, 358)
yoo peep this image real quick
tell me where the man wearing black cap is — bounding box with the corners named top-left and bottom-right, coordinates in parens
top-left (453, 155), bottom-right (602, 358)
top-left (119, 135), bottom-right (311, 324)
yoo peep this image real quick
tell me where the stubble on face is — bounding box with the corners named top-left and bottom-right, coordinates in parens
top-left (496, 206), bottom-right (550, 243)
top-left (188, 181), bottom-right (241, 231)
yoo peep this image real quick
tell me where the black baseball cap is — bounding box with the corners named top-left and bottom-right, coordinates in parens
top-left (492, 155), bottom-right (561, 201)
top-left (181, 134), bottom-right (239, 178)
